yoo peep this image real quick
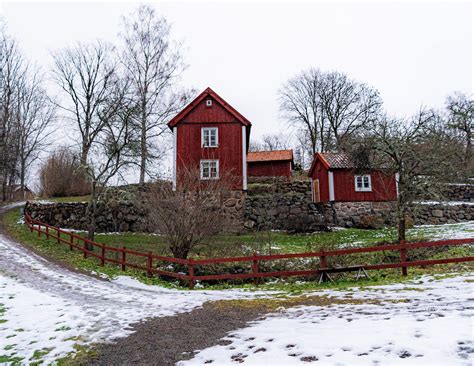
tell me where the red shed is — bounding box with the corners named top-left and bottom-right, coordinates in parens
top-left (308, 153), bottom-right (398, 203)
top-left (247, 150), bottom-right (293, 179)
top-left (168, 87), bottom-right (251, 190)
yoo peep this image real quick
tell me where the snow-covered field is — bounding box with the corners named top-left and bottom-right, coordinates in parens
top-left (180, 275), bottom-right (474, 366)
top-left (0, 205), bottom-right (270, 363)
top-left (1, 203), bottom-right (473, 364)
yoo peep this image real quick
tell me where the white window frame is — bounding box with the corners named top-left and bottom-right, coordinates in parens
top-left (201, 127), bottom-right (218, 148)
top-left (200, 160), bottom-right (219, 180)
top-left (355, 174), bottom-right (372, 192)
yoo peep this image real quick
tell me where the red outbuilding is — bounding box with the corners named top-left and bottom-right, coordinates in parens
top-left (308, 153), bottom-right (398, 203)
top-left (247, 150), bottom-right (294, 179)
top-left (168, 87), bottom-right (251, 190)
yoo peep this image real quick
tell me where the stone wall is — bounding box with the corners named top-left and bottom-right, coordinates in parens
top-left (27, 202), bottom-right (150, 233)
top-left (412, 203), bottom-right (474, 225)
top-left (26, 179), bottom-right (474, 233)
top-left (441, 184), bottom-right (474, 202)
top-left (243, 192), bottom-right (327, 232)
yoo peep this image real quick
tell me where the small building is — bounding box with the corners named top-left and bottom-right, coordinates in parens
top-left (168, 87), bottom-right (251, 190)
top-left (247, 150), bottom-right (294, 179)
top-left (308, 152), bottom-right (397, 203)
top-left (8, 184), bottom-right (35, 201)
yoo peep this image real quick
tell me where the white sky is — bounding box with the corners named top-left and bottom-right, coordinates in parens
top-left (0, 0), bottom-right (472, 183)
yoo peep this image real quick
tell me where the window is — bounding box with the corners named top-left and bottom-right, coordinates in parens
top-left (200, 160), bottom-right (219, 179)
top-left (202, 127), bottom-right (218, 147)
top-left (355, 174), bottom-right (372, 192)
top-left (206, 99), bottom-right (213, 107)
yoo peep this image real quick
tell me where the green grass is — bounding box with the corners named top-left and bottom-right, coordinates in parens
top-left (35, 195), bottom-right (91, 203)
top-left (3, 207), bottom-right (473, 290)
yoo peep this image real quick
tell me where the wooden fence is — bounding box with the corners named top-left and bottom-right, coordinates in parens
top-left (23, 209), bottom-right (474, 289)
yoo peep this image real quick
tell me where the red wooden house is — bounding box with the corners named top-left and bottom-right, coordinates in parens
top-left (247, 150), bottom-right (294, 179)
top-left (168, 87), bottom-right (251, 190)
top-left (308, 153), bottom-right (397, 203)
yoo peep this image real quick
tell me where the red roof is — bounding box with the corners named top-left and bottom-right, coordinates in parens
top-left (167, 87), bottom-right (252, 128)
top-left (247, 150), bottom-right (293, 163)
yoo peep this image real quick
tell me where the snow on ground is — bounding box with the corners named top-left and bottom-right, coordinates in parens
top-left (180, 275), bottom-right (474, 366)
top-left (0, 206), bottom-right (270, 364)
top-left (409, 221), bottom-right (474, 240)
top-left (414, 200), bottom-right (474, 206)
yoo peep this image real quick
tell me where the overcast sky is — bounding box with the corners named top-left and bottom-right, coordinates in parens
top-left (0, 0), bottom-right (472, 184)
top-left (1, 0), bottom-right (472, 139)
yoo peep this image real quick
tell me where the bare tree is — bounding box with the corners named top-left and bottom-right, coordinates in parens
top-left (353, 108), bottom-right (461, 241)
top-left (82, 77), bottom-right (136, 242)
top-left (446, 92), bottom-right (473, 171)
top-left (279, 68), bottom-right (382, 154)
top-left (319, 71), bottom-right (382, 149)
top-left (279, 68), bottom-right (325, 154)
top-left (16, 66), bottom-right (56, 190)
top-left (51, 41), bottom-right (117, 166)
top-left (120, 4), bottom-right (192, 184)
top-left (146, 168), bottom-right (237, 259)
top-left (0, 26), bottom-right (23, 201)
top-left (249, 132), bottom-right (293, 152)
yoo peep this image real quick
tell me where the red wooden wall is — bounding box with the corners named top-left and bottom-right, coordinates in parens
top-left (309, 162), bottom-right (397, 202)
top-left (247, 161), bottom-right (292, 178)
top-left (176, 96), bottom-right (244, 190)
top-left (333, 169), bottom-right (397, 202)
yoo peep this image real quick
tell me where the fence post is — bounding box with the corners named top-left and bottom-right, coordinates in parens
top-left (83, 240), bottom-right (88, 259)
top-left (57, 228), bottom-right (60, 244)
top-left (320, 249), bottom-right (328, 269)
top-left (45, 225), bottom-right (49, 239)
top-left (188, 259), bottom-right (195, 289)
top-left (101, 246), bottom-right (105, 266)
top-left (147, 251), bottom-right (153, 277)
top-left (252, 252), bottom-right (259, 285)
top-left (69, 235), bottom-right (73, 251)
top-left (38, 224), bottom-right (41, 237)
top-left (400, 240), bottom-right (408, 276)
top-left (121, 247), bottom-right (126, 271)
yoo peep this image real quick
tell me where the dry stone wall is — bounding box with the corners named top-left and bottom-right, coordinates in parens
top-left (27, 180), bottom-right (474, 233)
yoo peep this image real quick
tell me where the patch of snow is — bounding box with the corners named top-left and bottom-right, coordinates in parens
top-left (414, 200), bottom-right (474, 206)
top-left (180, 274), bottom-right (474, 366)
top-left (410, 221), bottom-right (474, 241)
top-left (0, 205), bottom-right (274, 363)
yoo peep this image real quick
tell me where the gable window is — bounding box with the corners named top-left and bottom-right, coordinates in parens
top-left (355, 174), bottom-right (372, 192)
top-left (202, 127), bottom-right (218, 147)
top-left (200, 160), bottom-right (219, 179)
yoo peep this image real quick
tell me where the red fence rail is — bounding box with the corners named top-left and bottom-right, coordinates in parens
top-left (23, 207), bottom-right (474, 289)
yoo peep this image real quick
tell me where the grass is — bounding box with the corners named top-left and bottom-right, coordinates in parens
top-left (3, 207), bottom-right (473, 290)
top-left (35, 195), bottom-right (91, 203)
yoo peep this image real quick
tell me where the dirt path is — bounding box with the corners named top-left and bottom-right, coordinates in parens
top-left (0, 204), bottom-right (269, 364)
top-left (83, 302), bottom-right (267, 366)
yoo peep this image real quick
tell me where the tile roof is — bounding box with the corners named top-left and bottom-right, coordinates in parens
top-left (247, 149), bottom-right (293, 163)
top-left (320, 153), bottom-right (354, 169)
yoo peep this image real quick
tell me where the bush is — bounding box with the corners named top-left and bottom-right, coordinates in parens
top-left (39, 147), bottom-right (90, 197)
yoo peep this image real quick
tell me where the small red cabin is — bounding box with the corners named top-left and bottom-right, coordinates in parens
top-left (168, 87), bottom-right (251, 190)
top-left (247, 150), bottom-right (294, 179)
top-left (308, 153), bottom-right (397, 203)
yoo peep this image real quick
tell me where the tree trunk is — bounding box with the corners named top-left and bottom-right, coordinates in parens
top-left (80, 144), bottom-right (89, 167)
top-left (86, 181), bottom-right (97, 247)
top-left (139, 97), bottom-right (147, 185)
top-left (397, 206), bottom-right (406, 242)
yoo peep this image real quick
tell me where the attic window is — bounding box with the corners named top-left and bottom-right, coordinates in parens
top-left (206, 99), bottom-right (213, 107)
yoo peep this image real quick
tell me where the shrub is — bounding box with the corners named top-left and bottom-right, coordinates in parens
top-left (39, 147), bottom-right (90, 197)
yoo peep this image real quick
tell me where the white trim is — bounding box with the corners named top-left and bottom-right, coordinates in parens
top-left (200, 159), bottom-right (219, 180)
top-left (242, 126), bottom-right (247, 190)
top-left (354, 174), bottom-right (372, 192)
top-left (395, 172), bottom-right (400, 197)
top-left (201, 127), bottom-right (218, 147)
top-left (328, 171), bottom-right (335, 201)
top-left (172, 127), bottom-right (177, 191)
